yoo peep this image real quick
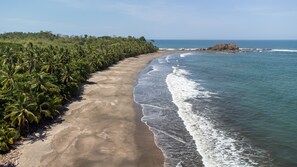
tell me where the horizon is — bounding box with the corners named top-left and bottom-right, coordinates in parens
top-left (1, 0), bottom-right (297, 40)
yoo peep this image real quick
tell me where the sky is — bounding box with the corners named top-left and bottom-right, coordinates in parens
top-left (0, 0), bottom-right (297, 39)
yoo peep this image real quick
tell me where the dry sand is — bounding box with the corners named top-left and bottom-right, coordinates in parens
top-left (16, 51), bottom-right (174, 167)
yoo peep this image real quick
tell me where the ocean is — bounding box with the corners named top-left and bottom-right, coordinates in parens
top-left (134, 40), bottom-right (297, 167)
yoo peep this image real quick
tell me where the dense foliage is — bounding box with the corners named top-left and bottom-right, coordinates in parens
top-left (0, 31), bottom-right (158, 152)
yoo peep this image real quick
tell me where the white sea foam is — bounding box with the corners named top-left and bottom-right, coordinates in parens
top-left (165, 55), bottom-right (175, 63)
top-left (176, 161), bottom-right (184, 167)
top-left (141, 103), bottom-right (168, 110)
top-left (239, 48), bottom-right (267, 52)
top-left (240, 48), bottom-right (297, 53)
top-left (178, 48), bottom-right (201, 51)
top-left (160, 48), bottom-right (176, 51)
top-left (147, 65), bottom-right (159, 75)
top-left (166, 67), bottom-right (258, 167)
top-left (271, 49), bottom-right (297, 53)
top-left (159, 48), bottom-right (201, 51)
top-left (150, 127), bottom-right (187, 144)
top-left (180, 53), bottom-right (194, 58)
top-left (157, 57), bottom-right (166, 64)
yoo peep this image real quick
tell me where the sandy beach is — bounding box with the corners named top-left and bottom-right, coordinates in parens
top-left (14, 51), bottom-right (173, 167)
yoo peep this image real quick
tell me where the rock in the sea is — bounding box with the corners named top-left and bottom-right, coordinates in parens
top-left (207, 43), bottom-right (239, 51)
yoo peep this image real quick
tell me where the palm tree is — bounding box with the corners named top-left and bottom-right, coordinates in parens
top-left (30, 72), bottom-right (60, 93)
top-left (59, 64), bottom-right (79, 100)
top-left (0, 122), bottom-right (20, 152)
top-left (32, 93), bottom-right (61, 119)
top-left (41, 55), bottom-right (57, 74)
top-left (1, 47), bottom-right (18, 66)
top-left (60, 65), bottom-right (78, 86)
top-left (4, 93), bottom-right (38, 128)
top-left (0, 64), bottom-right (18, 90)
top-left (24, 51), bottom-right (36, 74)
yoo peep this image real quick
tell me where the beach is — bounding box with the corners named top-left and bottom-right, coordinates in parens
top-left (14, 51), bottom-right (173, 167)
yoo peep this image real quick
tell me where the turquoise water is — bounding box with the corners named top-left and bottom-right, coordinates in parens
top-left (135, 40), bottom-right (297, 167)
top-left (184, 52), bottom-right (297, 166)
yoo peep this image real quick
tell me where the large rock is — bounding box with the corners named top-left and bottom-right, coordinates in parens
top-left (207, 43), bottom-right (239, 51)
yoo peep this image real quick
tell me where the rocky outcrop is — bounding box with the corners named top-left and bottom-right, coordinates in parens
top-left (207, 43), bottom-right (239, 52)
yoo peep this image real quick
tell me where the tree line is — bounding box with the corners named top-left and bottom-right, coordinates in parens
top-left (0, 31), bottom-right (158, 152)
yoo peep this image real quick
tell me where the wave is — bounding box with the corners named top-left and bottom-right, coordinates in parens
top-left (160, 48), bottom-right (201, 51)
top-left (240, 48), bottom-right (297, 53)
top-left (160, 47), bottom-right (297, 53)
top-left (180, 53), bottom-right (194, 58)
top-left (141, 103), bottom-right (168, 110)
top-left (135, 59), bottom-right (204, 166)
top-left (160, 48), bottom-right (177, 51)
top-left (239, 48), bottom-right (270, 52)
top-left (270, 49), bottom-right (297, 53)
top-left (165, 54), bottom-right (176, 63)
top-left (166, 67), bottom-right (263, 167)
top-left (147, 65), bottom-right (159, 75)
top-left (149, 127), bottom-right (187, 144)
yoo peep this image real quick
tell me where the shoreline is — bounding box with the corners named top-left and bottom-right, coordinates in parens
top-left (6, 51), bottom-right (174, 167)
top-left (134, 102), bottom-right (164, 167)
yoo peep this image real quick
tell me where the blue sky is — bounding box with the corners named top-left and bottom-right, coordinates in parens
top-left (1, 0), bottom-right (297, 39)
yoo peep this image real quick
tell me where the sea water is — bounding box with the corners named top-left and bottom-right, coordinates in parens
top-left (134, 40), bottom-right (297, 167)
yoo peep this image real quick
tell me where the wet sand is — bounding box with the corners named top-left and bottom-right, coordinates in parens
top-left (16, 51), bottom-right (174, 167)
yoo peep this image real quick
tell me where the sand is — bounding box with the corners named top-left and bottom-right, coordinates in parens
top-left (16, 51), bottom-right (174, 167)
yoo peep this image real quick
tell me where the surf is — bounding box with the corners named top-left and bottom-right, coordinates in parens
top-left (166, 66), bottom-right (264, 167)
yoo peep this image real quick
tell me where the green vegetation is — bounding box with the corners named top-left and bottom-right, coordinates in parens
top-left (0, 31), bottom-right (158, 152)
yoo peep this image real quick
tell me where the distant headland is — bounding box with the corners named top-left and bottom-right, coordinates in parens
top-left (207, 43), bottom-right (239, 52)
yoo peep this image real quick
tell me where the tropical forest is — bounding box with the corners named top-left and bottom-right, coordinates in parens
top-left (0, 31), bottom-right (158, 153)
